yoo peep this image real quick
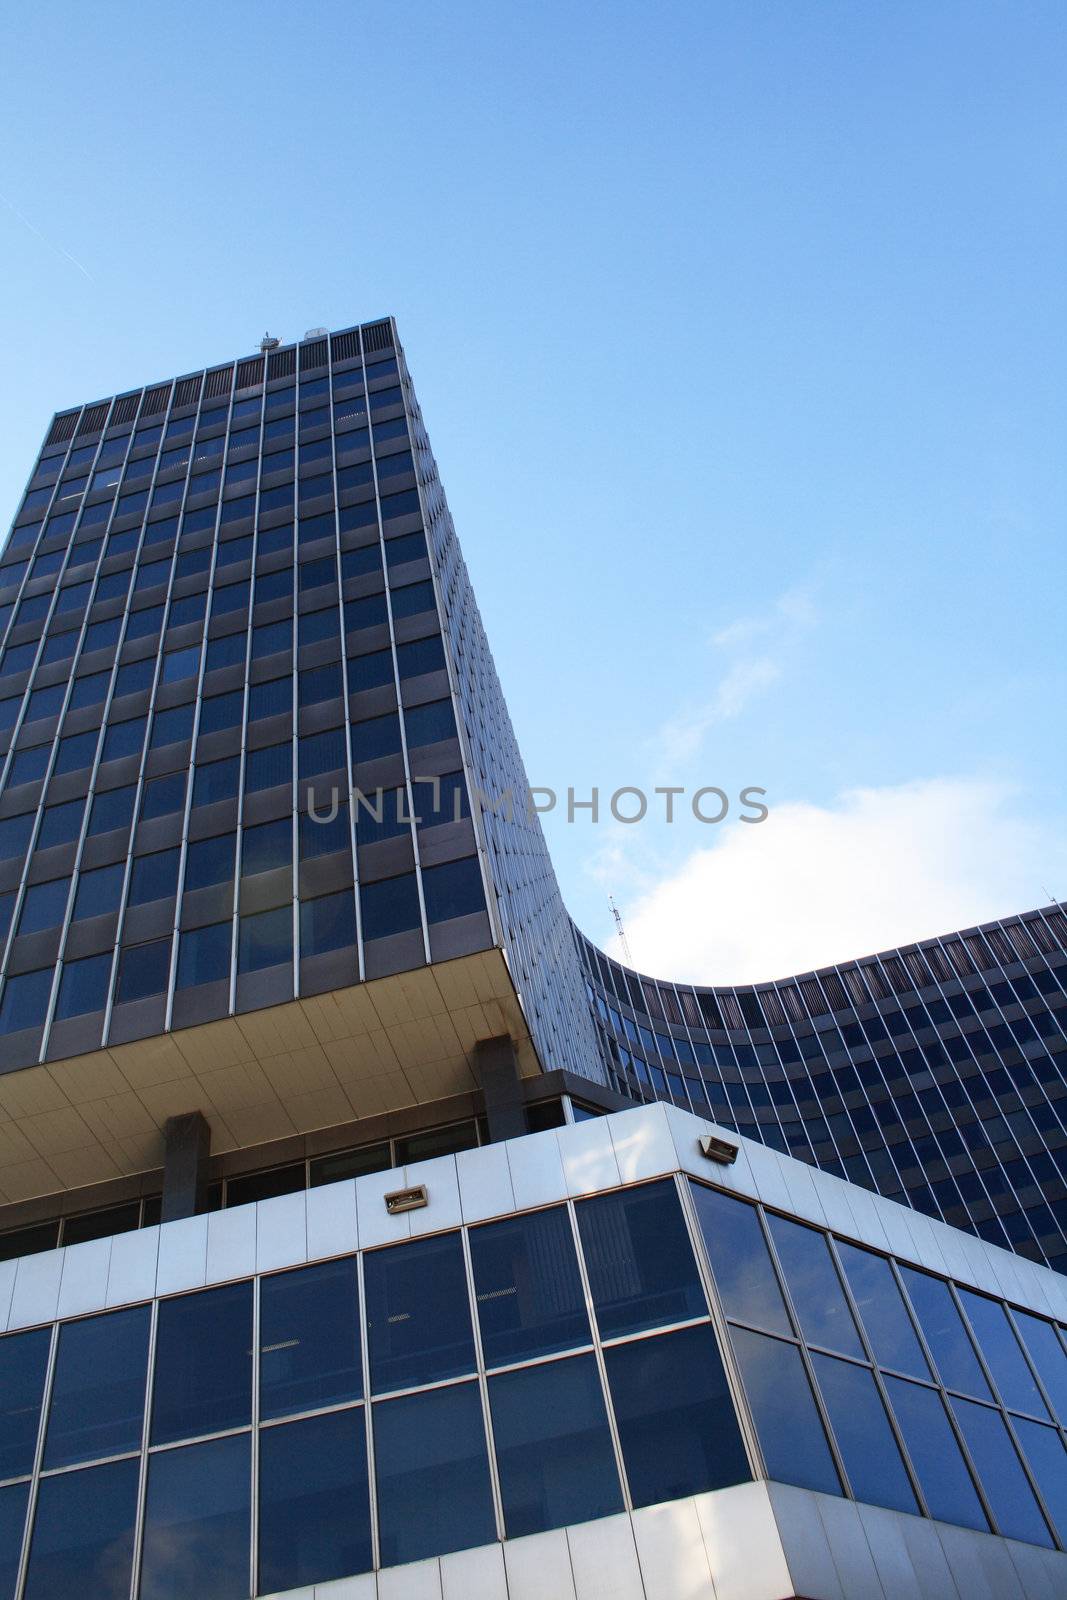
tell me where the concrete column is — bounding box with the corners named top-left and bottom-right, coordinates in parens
top-left (160, 1110), bottom-right (212, 1222)
top-left (473, 1035), bottom-right (527, 1143)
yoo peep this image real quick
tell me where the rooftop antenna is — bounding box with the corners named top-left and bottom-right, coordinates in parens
top-left (609, 895), bottom-right (633, 965)
top-left (259, 332), bottom-right (280, 353)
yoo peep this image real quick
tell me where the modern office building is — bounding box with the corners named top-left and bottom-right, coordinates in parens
top-left (0, 318), bottom-right (1065, 1599)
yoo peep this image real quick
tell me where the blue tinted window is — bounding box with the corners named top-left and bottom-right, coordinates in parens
top-left (344, 593), bottom-right (388, 633)
top-left (346, 647), bottom-right (392, 689)
top-left (405, 698), bottom-right (455, 747)
top-left (0, 812), bottom-right (33, 861)
top-left (731, 1327), bottom-right (841, 1495)
top-left (365, 1232), bottom-right (475, 1393)
top-left (470, 1206), bottom-right (589, 1367)
top-left (299, 606), bottom-right (339, 646)
top-left (0, 968), bottom-right (52, 1033)
top-left (300, 890), bottom-right (356, 957)
top-left (959, 1291), bottom-right (1049, 1418)
top-left (70, 671), bottom-right (110, 711)
top-left (577, 1180), bottom-right (705, 1338)
top-left (198, 690), bottom-right (243, 734)
top-left (884, 1375), bottom-right (988, 1530)
top-left (490, 1355), bottom-right (621, 1536)
top-left (299, 556), bottom-right (335, 591)
top-left (55, 952), bottom-right (112, 1019)
top-left (298, 728), bottom-right (345, 779)
top-left (351, 711), bottom-right (401, 761)
top-left (255, 568), bottom-right (293, 605)
top-left (23, 1458), bottom-right (138, 1600)
top-left (55, 729), bottom-right (99, 774)
top-left (248, 675), bottom-right (290, 722)
top-left (26, 683), bottom-right (66, 720)
top-left (44, 1305), bottom-right (150, 1468)
top-left (396, 633), bottom-right (444, 677)
top-left (951, 1396), bottom-right (1052, 1545)
top-left (421, 857), bottom-right (484, 924)
top-left (258, 1409), bottom-right (371, 1591)
top-left (357, 786), bottom-right (410, 844)
top-left (298, 663), bottom-right (342, 707)
top-left (0, 1482), bottom-right (28, 1600)
top-left (606, 1324), bottom-right (750, 1507)
top-left (341, 545), bottom-right (381, 581)
top-left (1015, 1420), bottom-right (1067, 1544)
top-left (125, 605), bottom-right (164, 641)
top-left (205, 632), bottom-right (245, 672)
top-left (691, 1183), bottom-right (792, 1335)
top-left (193, 756), bottom-right (240, 807)
top-left (18, 877), bottom-right (70, 934)
top-left (0, 1327), bottom-right (51, 1478)
top-left (167, 592), bottom-right (206, 629)
top-left (7, 744), bottom-right (49, 790)
top-left (184, 832), bottom-right (236, 892)
top-left (767, 1215), bottom-right (864, 1358)
top-left (151, 1282), bottom-right (253, 1445)
top-left (384, 527), bottom-right (425, 561)
top-left (238, 905), bottom-right (292, 972)
top-left (1013, 1312), bottom-right (1067, 1420)
top-left (102, 717), bottom-right (145, 763)
top-left (374, 1382), bottom-right (494, 1566)
top-left (901, 1269), bottom-right (992, 1399)
top-left (241, 817), bottom-right (291, 877)
top-left (88, 786), bottom-right (134, 836)
top-left (299, 801), bottom-right (350, 861)
top-left (176, 923), bottom-right (231, 989)
top-left (78, 862), bottom-right (127, 919)
top-left (116, 940), bottom-right (171, 1003)
top-left (836, 1241), bottom-right (930, 1377)
top-left (259, 1257), bottom-right (362, 1420)
top-left (113, 659), bottom-right (154, 697)
top-left (251, 618), bottom-right (292, 660)
top-left (128, 848), bottom-right (180, 906)
top-left (391, 579), bottom-right (435, 618)
top-left (140, 1434), bottom-right (250, 1600)
top-left (359, 872), bottom-right (421, 940)
top-left (245, 742), bottom-right (291, 794)
top-left (811, 1352), bottom-right (917, 1513)
top-left (141, 771), bottom-right (187, 820)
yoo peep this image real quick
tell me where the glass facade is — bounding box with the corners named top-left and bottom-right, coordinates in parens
top-left (1, 1170), bottom-right (1067, 1596)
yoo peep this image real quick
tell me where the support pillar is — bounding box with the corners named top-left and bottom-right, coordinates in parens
top-left (160, 1110), bottom-right (212, 1222)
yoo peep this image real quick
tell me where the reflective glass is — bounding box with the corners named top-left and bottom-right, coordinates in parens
top-left (0, 1481), bottom-right (28, 1600)
top-left (364, 1231), bottom-right (476, 1393)
top-left (730, 1327), bottom-right (841, 1495)
top-left (811, 1352), bottom-right (917, 1513)
top-left (1013, 1311), bottom-right (1067, 1420)
top-left (184, 832), bottom-right (235, 892)
top-left (951, 1396), bottom-right (1052, 1545)
top-left (18, 877), bottom-right (70, 934)
top-left (0, 968), bottom-right (51, 1034)
top-left (489, 1354), bottom-right (622, 1536)
top-left (469, 1205), bottom-right (589, 1366)
top-left (836, 1241), bottom-right (930, 1377)
top-left (259, 1257), bottom-right (362, 1419)
top-left (176, 923), bottom-right (231, 989)
top-left (22, 1458), bottom-right (138, 1600)
top-left (0, 1327), bottom-right (50, 1479)
top-left (245, 742), bottom-right (291, 793)
top-left (117, 939), bottom-right (171, 1003)
top-left (690, 1183), bottom-right (791, 1336)
top-left (1015, 1419), bottom-right (1067, 1543)
top-left (900, 1269), bottom-right (992, 1398)
top-left (606, 1324), bottom-right (750, 1507)
top-left (139, 1434), bottom-right (250, 1600)
top-left (884, 1375), bottom-right (988, 1530)
top-left (257, 1409), bottom-right (371, 1591)
top-left (44, 1305), bottom-right (150, 1468)
top-left (193, 757), bottom-right (240, 807)
top-left (55, 953), bottom-right (112, 1019)
top-left (373, 1382), bottom-right (494, 1566)
top-left (151, 1282), bottom-right (253, 1445)
top-left (88, 786), bottom-right (135, 836)
top-left (767, 1215), bottom-right (864, 1357)
top-left (238, 905), bottom-right (292, 972)
top-left (958, 1291), bottom-right (1049, 1418)
top-left (141, 771), bottom-right (186, 821)
top-left (576, 1179), bottom-right (705, 1338)
top-left (300, 889), bottom-right (356, 957)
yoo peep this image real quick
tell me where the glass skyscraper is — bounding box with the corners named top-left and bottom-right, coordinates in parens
top-left (0, 318), bottom-right (1065, 1599)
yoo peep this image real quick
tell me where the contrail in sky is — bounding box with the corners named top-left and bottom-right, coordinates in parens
top-left (0, 188), bottom-right (95, 282)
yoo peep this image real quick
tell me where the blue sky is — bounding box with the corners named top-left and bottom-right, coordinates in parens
top-left (1, 1), bottom-right (1064, 980)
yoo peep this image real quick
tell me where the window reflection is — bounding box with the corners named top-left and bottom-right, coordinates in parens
top-left (140, 1434), bottom-right (250, 1600)
top-left (470, 1206), bottom-right (589, 1367)
top-left (576, 1180), bottom-right (705, 1339)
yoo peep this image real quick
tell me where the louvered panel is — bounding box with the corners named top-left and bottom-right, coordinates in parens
top-left (76, 402), bottom-right (108, 436)
top-left (331, 329), bottom-right (361, 362)
top-left (362, 319), bottom-right (394, 352)
top-left (300, 338), bottom-right (328, 372)
top-left (206, 365), bottom-right (233, 400)
top-left (235, 356), bottom-right (264, 390)
top-left (111, 394), bottom-right (140, 425)
top-left (174, 375), bottom-right (203, 408)
top-left (46, 412), bottom-right (79, 445)
top-left (139, 384), bottom-right (170, 417)
top-left (267, 347), bottom-right (296, 379)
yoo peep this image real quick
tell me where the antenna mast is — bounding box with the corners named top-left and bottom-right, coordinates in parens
top-left (609, 895), bottom-right (633, 965)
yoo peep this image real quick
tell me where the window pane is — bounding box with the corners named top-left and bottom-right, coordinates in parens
top-left (184, 833), bottom-right (235, 893)
top-left (358, 872), bottom-right (421, 940)
top-left (88, 785), bottom-right (135, 835)
top-left (141, 771), bottom-right (186, 820)
top-left (241, 817), bottom-right (290, 877)
top-left (176, 923), bottom-right (231, 989)
top-left (951, 1396), bottom-right (1052, 1545)
top-left (576, 1180), bottom-right (705, 1339)
top-left (811, 1352), bottom-right (917, 1513)
top-left (469, 1206), bottom-right (589, 1367)
top-left (193, 756), bottom-right (239, 807)
top-left (421, 857), bottom-right (484, 923)
top-left (55, 953), bottom-right (112, 1019)
top-left (128, 848), bottom-right (180, 906)
top-left (958, 1291), bottom-right (1049, 1418)
top-left (605, 1324), bottom-right (750, 1507)
top-left (257, 1408), bottom-right (371, 1591)
top-left (1013, 1312), bottom-right (1067, 1421)
top-left (730, 1327), bottom-right (841, 1495)
top-left (245, 742), bottom-right (291, 793)
top-left (0, 1482), bottom-right (28, 1600)
top-left (364, 1231), bottom-right (475, 1393)
top-left (373, 1382), bottom-right (494, 1566)
top-left (1015, 1419), bottom-right (1067, 1544)
top-left (299, 889), bottom-right (355, 957)
top-left (900, 1269), bottom-right (992, 1399)
top-left (0, 969), bottom-right (51, 1034)
top-left (140, 1434), bottom-right (250, 1600)
top-left (237, 905), bottom-right (292, 973)
top-left (766, 1215), bottom-right (863, 1358)
top-left (259, 1257), bottom-right (362, 1420)
top-left (690, 1182), bottom-right (792, 1336)
top-left (489, 1354), bottom-right (621, 1536)
top-left (0, 1327), bottom-right (50, 1479)
top-left (883, 1375), bottom-right (988, 1530)
top-left (117, 940), bottom-right (171, 1003)
top-left (18, 878), bottom-right (70, 935)
top-left (836, 1241), bottom-right (930, 1378)
top-left (23, 1458), bottom-right (138, 1600)
top-left (151, 1282), bottom-right (253, 1445)
top-left (43, 1305), bottom-right (150, 1468)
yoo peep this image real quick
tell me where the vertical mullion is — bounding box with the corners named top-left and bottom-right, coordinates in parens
top-left (458, 1223), bottom-right (506, 1542)
top-left (127, 1296), bottom-right (160, 1600)
top-left (11, 1322), bottom-right (60, 1600)
top-left (564, 1197), bottom-right (632, 1514)
top-left (355, 1249), bottom-right (380, 1572)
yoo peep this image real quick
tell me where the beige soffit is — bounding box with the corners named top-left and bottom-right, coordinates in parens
top-left (0, 951), bottom-right (539, 1203)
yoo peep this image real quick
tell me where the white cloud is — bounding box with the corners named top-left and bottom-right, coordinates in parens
top-left (605, 777), bottom-right (1067, 985)
top-left (652, 584), bottom-right (817, 767)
